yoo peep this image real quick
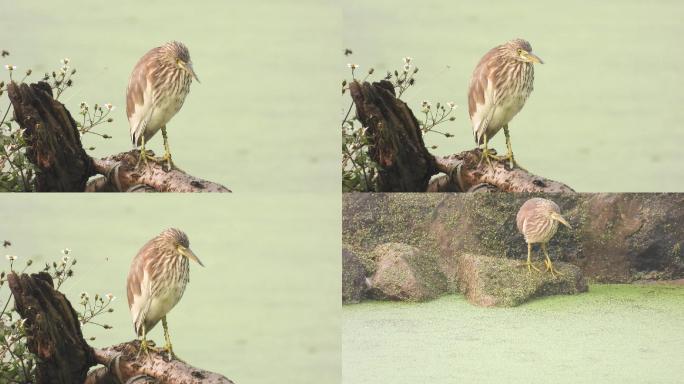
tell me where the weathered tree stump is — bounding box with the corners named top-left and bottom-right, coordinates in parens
top-left (7, 81), bottom-right (231, 192)
top-left (8, 82), bottom-right (94, 191)
top-left (7, 273), bottom-right (235, 384)
top-left (8, 272), bottom-right (95, 383)
top-left (349, 80), bottom-right (437, 192)
top-left (348, 80), bottom-right (574, 193)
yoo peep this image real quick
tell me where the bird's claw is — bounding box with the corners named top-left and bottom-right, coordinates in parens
top-left (149, 153), bottom-right (174, 172)
top-left (135, 339), bottom-right (155, 360)
top-left (163, 343), bottom-right (177, 361)
top-left (477, 148), bottom-right (499, 170)
top-left (524, 262), bottom-right (540, 273)
top-left (544, 259), bottom-right (563, 277)
top-left (135, 150), bottom-right (156, 169)
top-left (517, 261), bottom-right (540, 273)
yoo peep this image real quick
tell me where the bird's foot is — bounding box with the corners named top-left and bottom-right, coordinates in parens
top-left (163, 342), bottom-right (177, 360)
top-left (544, 259), bottom-right (563, 277)
top-left (135, 149), bottom-right (157, 169)
top-left (493, 154), bottom-right (524, 170)
top-left (517, 261), bottom-right (540, 273)
top-left (135, 338), bottom-right (155, 359)
top-left (477, 147), bottom-right (499, 170)
top-left (150, 153), bottom-right (175, 172)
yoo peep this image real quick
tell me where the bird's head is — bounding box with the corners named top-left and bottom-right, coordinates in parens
top-left (162, 228), bottom-right (204, 266)
top-left (164, 41), bottom-right (200, 83)
top-left (506, 39), bottom-right (544, 65)
top-left (548, 211), bottom-right (571, 229)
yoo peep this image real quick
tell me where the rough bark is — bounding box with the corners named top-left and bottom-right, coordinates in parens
top-left (7, 272), bottom-right (95, 384)
top-left (7, 273), bottom-right (235, 384)
top-left (85, 342), bottom-right (234, 384)
top-left (7, 82), bottom-right (94, 191)
top-left (431, 151), bottom-right (575, 193)
top-left (7, 81), bottom-right (231, 192)
top-left (349, 80), bottom-right (437, 192)
top-left (348, 80), bottom-right (573, 192)
top-left (88, 150), bottom-right (231, 192)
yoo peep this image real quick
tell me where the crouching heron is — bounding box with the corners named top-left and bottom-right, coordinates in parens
top-left (127, 228), bottom-right (204, 358)
top-left (126, 41), bottom-right (200, 171)
top-left (468, 39), bottom-right (543, 168)
top-left (516, 198), bottom-right (571, 276)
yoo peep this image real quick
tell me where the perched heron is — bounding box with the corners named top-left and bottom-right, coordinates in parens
top-left (468, 39), bottom-right (543, 168)
top-left (516, 198), bottom-right (571, 276)
top-left (127, 228), bottom-right (204, 358)
top-left (126, 41), bottom-right (199, 170)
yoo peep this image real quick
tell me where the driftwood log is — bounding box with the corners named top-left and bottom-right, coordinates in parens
top-left (8, 272), bottom-right (234, 384)
top-left (348, 80), bottom-right (574, 193)
top-left (7, 81), bottom-right (230, 192)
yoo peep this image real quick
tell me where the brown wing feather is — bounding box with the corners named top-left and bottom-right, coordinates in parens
top-left (468, 47), bottom-right (500, 144)
top-left (126, 48), bottom-right (159, 145)
top-left (126, 238), bottom-right (155, 311)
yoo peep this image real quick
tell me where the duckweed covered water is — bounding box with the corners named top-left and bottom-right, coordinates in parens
top-left (0, 195), bottom-right (340, 384)
top-left (342, 0), bottom-right (684, 191)
top-left (342, 285), bottom-right (684, 383)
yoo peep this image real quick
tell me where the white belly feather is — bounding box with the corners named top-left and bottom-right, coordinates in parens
top-left (142, 95), bottom-right (185, 143)
top-left (131, 269), bottom-right (187, 334)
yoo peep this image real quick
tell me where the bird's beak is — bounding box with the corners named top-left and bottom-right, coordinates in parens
top-left (551, 212), bottom-right (571, 229)
top-left (178, 245), bottom-right (204, 266)
top-left (525, 52), bottom-right (544, 64)
top-left (185, 62), bottom-right (200, 83)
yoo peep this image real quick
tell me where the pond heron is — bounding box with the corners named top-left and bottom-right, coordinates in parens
top-left (468, 39), bottom-right (543, 168)
top-left (127, 228), bottom-right (204, 358)
top-left (516, 198), bottom-right (570, 276)
top-left (126, 41), bottom-right (199, 170)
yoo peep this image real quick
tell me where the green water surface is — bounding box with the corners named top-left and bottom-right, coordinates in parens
top-left (342, 0), bottom-right (684, 192)
top-left (0, 195), bottom-right (340, 384)
top-left (343, 285), bottom-right (684, 384)
top-left (2, 0), bottom-right (339, 193)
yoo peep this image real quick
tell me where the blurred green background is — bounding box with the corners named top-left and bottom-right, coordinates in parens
top-left (2, 0), bottom-right (339, 193)
top-left (343, 286), bottom-right (684, 384)
top-left (342, 0), bottom-right (684, 192)
top-left (0, 194), bottom-right (340, 384)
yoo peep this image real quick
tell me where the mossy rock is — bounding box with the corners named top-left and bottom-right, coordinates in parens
top-left (368, 243), bottom-right (447, 301)
top-left (456, 253), bottom-right (588, 307)
top-left (343, 193), bottom-right (684, 287)
top-left (342, 248), bottom-right (367, 304)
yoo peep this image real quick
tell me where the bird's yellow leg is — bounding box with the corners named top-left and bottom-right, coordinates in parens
top-left (136, 325), bottom-right (152, 359)
top-left (162, 316), bottom-right (176, 359)
top-left (477, 133), bottom-right (498, 169)
top-left (526, 242), bottom-right (541, 272)
top-left (494, 125), bottom-right (523, 169)
top-left (542, 243), bottom-right (563, 277)
top-left (136, 135), bottom-right (155, 168)
top-left (159, 126), bottom-right (174, 171)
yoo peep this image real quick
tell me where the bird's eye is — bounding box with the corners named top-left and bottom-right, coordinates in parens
top-left (517, 49), bottom-right (523, 54)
